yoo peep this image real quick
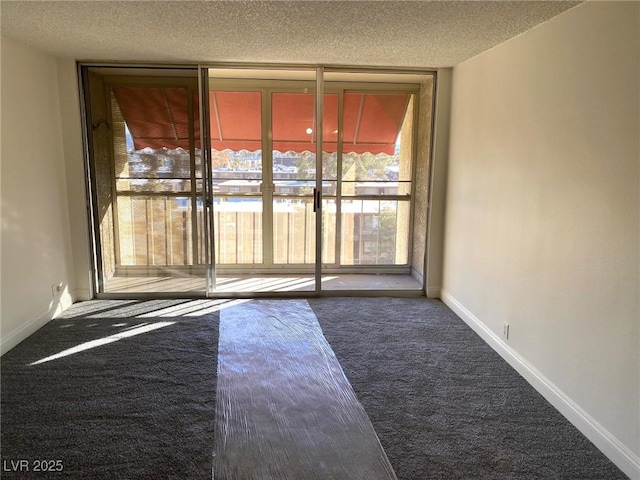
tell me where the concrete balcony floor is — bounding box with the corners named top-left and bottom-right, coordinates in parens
top-left (103, 273), bottom-right (422, 294)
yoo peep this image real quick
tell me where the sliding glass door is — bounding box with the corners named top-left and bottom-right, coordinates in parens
top-left (320, 88), bottom-right (418, 290)
top-left (206, 68), bottom-right (322, 293)
top-left (207, 88), bottom-right (269, 290)
top-left (205, 72), bottom-right (420, 294)
top-left (83, 68), bottom-right (207, 295)
top-left (270, 90), bottom-right (318, 272)
top-left (83, 65), bottom-right (429, 297)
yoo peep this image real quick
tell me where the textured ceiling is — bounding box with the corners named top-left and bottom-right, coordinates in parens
top-left (1, 1), bottom-right (581, 68)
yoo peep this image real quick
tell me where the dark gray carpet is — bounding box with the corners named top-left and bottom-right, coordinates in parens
top-left (1, 299), bottom-right (220, 479)
top-left (1, 297), bottom-right (629, 479)
top-left (309, 297), bottom-right (628, 480)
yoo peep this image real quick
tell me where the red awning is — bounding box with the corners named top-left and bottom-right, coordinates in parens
top-left (114, 87), bottom-right (409, 155)
top-left (343, 93), bottom-right (409, 154)
top-left (112, 86), bottom-right (197, 151)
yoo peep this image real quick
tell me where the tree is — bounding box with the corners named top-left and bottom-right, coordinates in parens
top-left (377, 206), bottom-right (397, 264)
top-left (295, 151), bottom-right (316, 179)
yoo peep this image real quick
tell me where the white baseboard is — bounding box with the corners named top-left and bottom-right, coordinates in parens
top-left (1, 290), bottom-right (75, 356)
top-left (441, 290), bottom-right (640, 480)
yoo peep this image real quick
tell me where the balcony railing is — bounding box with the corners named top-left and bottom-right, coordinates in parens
top-left (115, 194), bottom-right (407, 268)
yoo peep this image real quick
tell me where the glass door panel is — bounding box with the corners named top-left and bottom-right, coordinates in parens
top-left (207, 67), bottom-right (319, 294)
top-left (210, 89), bottom-right (264, 265)
top-left (323, 90), bottom-right (419, 291)
top-left (321, 93), bottom-right (339, 287)
top-left (84, 69), bottom-right (206, 295)
top-left (271, 90), bottom-right (317, 291)
top-left (207, 88), bottom-right (266, 292)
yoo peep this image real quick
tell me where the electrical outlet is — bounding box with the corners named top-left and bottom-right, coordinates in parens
top-left (51, 283), bottom-right (63, 297)
top-left (503, 322), bottom-right (510, 340)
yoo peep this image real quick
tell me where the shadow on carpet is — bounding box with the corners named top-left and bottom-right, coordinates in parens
top-left (1, 299), bottom-right (220, 479)
top-left (309, 297), bottom-right (628, 480)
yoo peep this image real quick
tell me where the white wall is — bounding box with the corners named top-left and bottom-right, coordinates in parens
top-left (443, 2), bottom-right (639, 478)
top-left (1, 37), bottom-right (76, 353)
top-left (425, 68), bottom-right (451, 298)
top-left (56, 59), bottom-right (93, 302)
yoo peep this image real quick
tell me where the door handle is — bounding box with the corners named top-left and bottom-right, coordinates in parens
top-left (313, 188), bottom-right (321, 212)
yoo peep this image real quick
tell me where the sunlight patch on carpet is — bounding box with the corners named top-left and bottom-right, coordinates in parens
top-left (29, 321), bottom-right (176, 366)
